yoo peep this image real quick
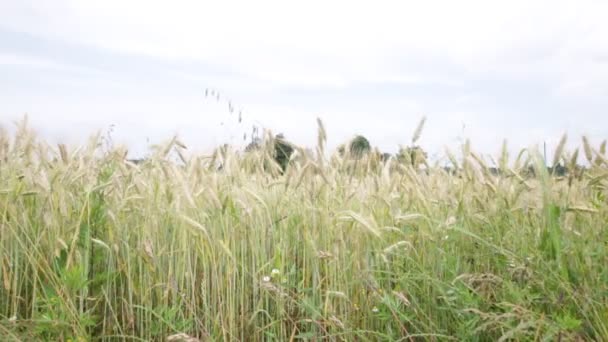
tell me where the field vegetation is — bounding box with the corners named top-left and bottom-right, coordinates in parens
top-left (0, 119), bottom-right (607, 341)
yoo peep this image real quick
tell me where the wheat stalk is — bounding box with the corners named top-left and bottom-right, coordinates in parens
top-left (411, 116), bottom-right (427, 145)
top-left (552, 133), bottom-right (567, 168)
top-left (582, 136), bottom-right (593, 164)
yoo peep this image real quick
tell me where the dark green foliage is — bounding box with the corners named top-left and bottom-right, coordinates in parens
top-left (338, 135), bottom-right (372, 158)
top-left (349, 135), bottom-right (371, 157)
top-left (380, 152), bottom-right (392, 162)
top-left (244, 134), bottom-right (294, 172)
top-left (273, 134), bottom-right (294, 172)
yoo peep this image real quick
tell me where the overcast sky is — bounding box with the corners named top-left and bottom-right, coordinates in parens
top-left (1, 0), bottom-right (607, 159)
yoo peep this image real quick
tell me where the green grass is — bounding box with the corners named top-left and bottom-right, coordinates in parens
top-left (0, 123), bottom-right (607, 341)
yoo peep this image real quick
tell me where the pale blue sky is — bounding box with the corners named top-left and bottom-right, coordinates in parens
top-left (1, 0), bottom-right (607, 159)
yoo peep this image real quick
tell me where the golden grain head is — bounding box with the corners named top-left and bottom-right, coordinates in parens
top-left (552, 133), bottom-right (567, 168)
top-left (582, 136), bottom-right (593, 163)
top-left (412, 116), bottom-right (427, 144)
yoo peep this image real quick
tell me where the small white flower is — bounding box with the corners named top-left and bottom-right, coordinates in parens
top-left (262, 276), bottom-right (271, 283)
top-left (371, 306), bottom-right (379, 313)
top-left (271, 268), bottom-right (280, 276)
top-left (281, 277), bottom-right (288, 284)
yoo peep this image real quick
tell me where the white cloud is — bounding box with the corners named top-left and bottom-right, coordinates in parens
top-left (3, 0), bottom-right (606, 87)
top-left (1, 0), bottom-right (607, 156)
top-left (0, 52), bottom-right (103, 74)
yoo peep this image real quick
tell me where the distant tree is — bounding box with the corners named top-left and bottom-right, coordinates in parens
top-left (243, 133), bottom-right (294, 173)
top-left (380, 152), bottom-right (392, 162)
top-left (338, 135), bottom-right (371, 158)
top-left (397, 145), bottom-right (428, 168)
top-left (245, 137), bottom-right (262, 152)
top-left (337, 144), bottom-right (346, 156)
top-left (274, 134), bottom-right (294, 172)
top-left (350, 135), bottom-right (371, 157)
top-left (396, 116), bottom-right (428, 169)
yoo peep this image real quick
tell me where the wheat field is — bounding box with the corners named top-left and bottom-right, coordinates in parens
top-left (0, 120), bottom-right (607, 341)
